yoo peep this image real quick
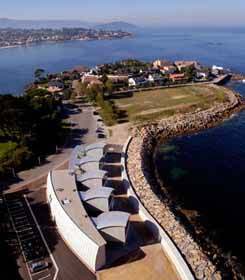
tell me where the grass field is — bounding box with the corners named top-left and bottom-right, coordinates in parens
top-left (112, 85), bottom-right (229, 123)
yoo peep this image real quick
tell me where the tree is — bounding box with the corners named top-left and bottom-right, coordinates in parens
top-left (105, 79), bottom-right (114, 94)
top-left (100, 74), bottom-right (108, 85)
top-left (34, 68), bottom-right (45, 81)
top-left (182, 66), bottom-right (196, 82)
top-left (0, 95), bottom-right (30, 141)
top-left (0, 90), bottom-right (63, 178)
top-left (25, 88), bottom-right (50, 99)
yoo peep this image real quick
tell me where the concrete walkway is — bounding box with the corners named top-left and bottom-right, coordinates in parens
top-left (98, 244), bottom-right (181, 280)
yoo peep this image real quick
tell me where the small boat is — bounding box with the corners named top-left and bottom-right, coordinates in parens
top-left (242, 79), bottom-right (245, 83)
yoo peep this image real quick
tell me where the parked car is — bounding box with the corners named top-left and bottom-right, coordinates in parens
top-left (93, 111), bottom-right (99, 115)
top-left (96, 128), bottom-right (104, 133)
top-left (29, 261), bottom-right (49, 274)
top-left (97, 133), bottom-right (106, 139)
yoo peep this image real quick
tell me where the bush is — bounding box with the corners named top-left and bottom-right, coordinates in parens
top-left (0, 144), bottom-right (32, 178)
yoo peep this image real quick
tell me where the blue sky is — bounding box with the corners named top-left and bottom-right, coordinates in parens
top-left (1, 0), bottom-right (245, 26)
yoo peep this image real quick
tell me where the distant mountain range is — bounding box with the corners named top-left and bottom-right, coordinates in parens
top-left (0, 18), bottom-right (139, 31)
top-left (94, 21), bottom-right (138, 31)
top-left (0, 18), bottom-right (92, 29)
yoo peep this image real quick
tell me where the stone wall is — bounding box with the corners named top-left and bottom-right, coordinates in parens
top-left (126, 89), bottom-right (242, 280)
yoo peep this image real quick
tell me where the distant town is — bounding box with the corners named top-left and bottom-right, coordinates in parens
top-left (0, 27), bottom-right (132, 48)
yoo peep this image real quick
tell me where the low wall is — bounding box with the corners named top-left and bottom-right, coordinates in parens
top-left (47, 172), bottom-right (106, 272)
top-left (121, 137), bottom-right (195, 280)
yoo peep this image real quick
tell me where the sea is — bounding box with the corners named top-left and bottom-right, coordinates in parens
top-left (1, 27), bottom-right (245, 269)
top-left (0, 27), bottom-right (245, 95)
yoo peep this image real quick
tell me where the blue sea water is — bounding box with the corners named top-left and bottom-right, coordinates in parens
top-left (1, 27), bottom-right (245, 267)
top-left (155, 81), bottom-right (245, 263)
top-left (0, 27), bottom-right (245, 95)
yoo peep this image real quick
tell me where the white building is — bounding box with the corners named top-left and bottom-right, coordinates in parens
top-left (212, 65), bottom-right (224, 75)
top-left (47, 143), bottom-right (130, 272)
top-left (128, 77), bottom-right (148, 87)
top-left (47, 170), bottom-right (107, 271)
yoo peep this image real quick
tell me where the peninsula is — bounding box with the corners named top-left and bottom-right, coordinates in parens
top-left (1, 57), bottom-right (244, 280)
top-left (0, 27), bottom-right (132, 49)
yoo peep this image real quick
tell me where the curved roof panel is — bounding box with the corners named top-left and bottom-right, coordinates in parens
top-left (93, 211), bottom-right (130, 230)
top-left (80, 187), bottom-right (114, 201)
top-left (50, 170), bottom-right (106, 246)
top-left (85, 142), bottom-right (106, 152)
top-left (76, 170), bottom-right (107, 183)
top-left (76, 156), bottom-right (102, 167)
top-left (69, 145), bottom-right (86, 172)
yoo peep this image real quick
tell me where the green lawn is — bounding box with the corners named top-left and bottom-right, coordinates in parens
top-left (112, 85), bottom-right (229, 123)
top-left (0, 142), bottom-right (17, 159)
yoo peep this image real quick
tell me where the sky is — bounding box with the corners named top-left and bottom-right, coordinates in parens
top-left (1, 0), bottom-right (245, 27)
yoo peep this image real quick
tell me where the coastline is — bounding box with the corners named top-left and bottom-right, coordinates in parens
top-left (0, 35), bottom-right (132, 51)
top-left (126, 87), bottom-right (243, 279)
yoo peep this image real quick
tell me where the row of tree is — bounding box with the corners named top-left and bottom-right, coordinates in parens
top-left (81, 78), bottom-right (119, 126)
top-left (0, 88), bottom-right (63, 178)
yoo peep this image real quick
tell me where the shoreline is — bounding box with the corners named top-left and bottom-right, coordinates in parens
top-left (0, 35), bottom-right (132, 51)
top-left (126, 87), bottom-right (244, 279)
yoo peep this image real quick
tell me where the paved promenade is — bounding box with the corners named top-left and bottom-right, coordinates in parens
top-left (98, 244), bottom-right (180, 280)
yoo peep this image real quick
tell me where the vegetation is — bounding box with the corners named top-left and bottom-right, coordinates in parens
top-left (111, 85), bottom-right (228, 123)
top-left (0, 89), bottom-right (63, 178)
top-left (96, 94), bottom-right (118, 126)
top-left (98, 59), bottom-right (151, 75)
top-left (82, 82), bottom-right (119, 126)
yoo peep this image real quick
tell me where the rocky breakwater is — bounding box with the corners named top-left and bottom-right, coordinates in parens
top-left (127, 88), bottom-right (243, 280)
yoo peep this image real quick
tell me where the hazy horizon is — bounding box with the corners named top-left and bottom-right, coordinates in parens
top-left (1, 0), bottom-right (245, 27)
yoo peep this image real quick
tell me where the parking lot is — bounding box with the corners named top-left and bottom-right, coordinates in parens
top-left (5, 193), bottom-right (55, 280)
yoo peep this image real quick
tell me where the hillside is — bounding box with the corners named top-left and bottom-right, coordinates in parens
top-left (0, 18), bottom-right (92, 29)
top-left (95, 21), bottom-right (138, 31)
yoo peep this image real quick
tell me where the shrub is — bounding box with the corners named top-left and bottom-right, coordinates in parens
top-left (0, 144), bottom-right (32, 178)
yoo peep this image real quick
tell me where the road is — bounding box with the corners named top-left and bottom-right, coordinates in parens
top-left (3, 102), bottom-right (99, 280)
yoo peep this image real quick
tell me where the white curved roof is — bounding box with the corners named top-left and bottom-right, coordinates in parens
top-left (85, 142), bottom-right (106, 152)
top-left (69, 145), bottom-right (86, 172)
top-left (50, 170), bottom-right (106, 246)
top-left (80, 187), bottom-right (114, 201)
top-left (76, 170), bottom-right (107, 183)
top-left (76, 156), bottom-right (102, 167)
top-left (68, 143), bottom-right (106, 172)
top-left (93, 211), bottom-right (130, 230)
